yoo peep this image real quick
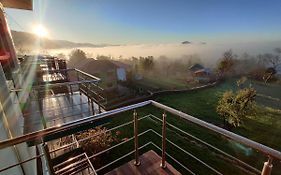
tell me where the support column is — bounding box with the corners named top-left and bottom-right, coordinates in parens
top-left (70, 84), bottom-right (73, 95)
top-left (160, 112), bottom-right (167, 168)
top-left (261, 157), bottom-right (273, 175)
top-left (91, 100), bottom-right (95, 115)
top-left (42, 143), bottom-right (55, 175)
top-left (133, 110), bottom-right (140, 166)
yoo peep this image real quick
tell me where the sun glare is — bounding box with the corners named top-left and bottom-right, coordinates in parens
top-left (32, 25), bottom-right (48, 38)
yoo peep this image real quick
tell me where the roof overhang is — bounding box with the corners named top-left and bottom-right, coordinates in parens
top-left (0, 0), bottom-right (33, 10)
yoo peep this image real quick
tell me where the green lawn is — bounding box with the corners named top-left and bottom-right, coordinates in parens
top-left (155, 79), bottom-right (281, 150)
top-left (135, 74), bottom-right (192, 91)
top-left (94, 79), bottom-right (281, 174)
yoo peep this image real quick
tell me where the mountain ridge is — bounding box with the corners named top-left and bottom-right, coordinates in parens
top-left (11, 30), bottom-right (113, 50)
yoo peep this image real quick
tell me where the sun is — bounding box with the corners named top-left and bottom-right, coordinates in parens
top-left (32, 25), bottom-right (48, 38)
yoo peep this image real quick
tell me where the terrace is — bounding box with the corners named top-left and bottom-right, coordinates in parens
top-left (0, 99), bottom-right (281, 175)
top-left (14, 56), bottom-right (107, 135)
top-left (1, 56), bottom-right (281, 175)
top-left (1, 1), bottom-right (281, 174)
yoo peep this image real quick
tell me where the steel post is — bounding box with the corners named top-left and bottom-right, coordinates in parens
top-left (134, 110), bottom-right (140, 166)
top-left (160, 112), bottom-right (167, 168)
top-left (261, 157), bottom-right (273, 175)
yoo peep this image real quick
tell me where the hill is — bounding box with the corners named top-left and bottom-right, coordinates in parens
top-left (11, 30), bottom-right (110, 50)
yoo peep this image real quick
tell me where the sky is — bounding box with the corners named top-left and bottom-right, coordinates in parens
top-left (5, 0), bottom-right (281, 45)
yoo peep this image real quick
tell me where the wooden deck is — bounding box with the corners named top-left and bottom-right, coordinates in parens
top-left (23, 92), bottom-right (97, 134)
top-left (106, 150), bottom-right (181, 175)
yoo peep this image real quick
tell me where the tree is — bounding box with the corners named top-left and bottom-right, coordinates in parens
top-left (68, 49), bottom-right (87, 66)
top-left (217, 50), bottom-right (236, 77)
top-left (236, 76), bottom-right (247, 89)
top-left (263, 67), bottom-right (277, 83)
top-left (258, 50), bottom-right (281, 83)
top-left (157, 55), bottom-right (170, 76)
top-left (216, 87), bottom-right (256, 128)
top-left (262, 53), bottom-right (280, 69)
top-left (76, 127), bottom-right (116, 167)
top-left (96, 55), bottom-right (111, 60)
top-left (16, 47), bottom-right (31, 55)
top-left (56, 53), bottom-right (66, 59)
top-left (139, 56), bottom-right (154, 71)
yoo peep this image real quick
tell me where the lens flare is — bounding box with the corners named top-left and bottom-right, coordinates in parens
top-left (32, 25), bottom-right (48, 38)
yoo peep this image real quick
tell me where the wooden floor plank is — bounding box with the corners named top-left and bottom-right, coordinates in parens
top-left (106, 150), bottom-right (181, 175)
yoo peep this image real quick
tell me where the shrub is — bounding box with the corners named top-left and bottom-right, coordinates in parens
top-left (216, 87), bottom-right (256, 128)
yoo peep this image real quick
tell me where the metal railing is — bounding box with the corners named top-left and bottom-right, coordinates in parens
top-left (0, 100), bottom-right (281, 175)
top-left (15, 68), bottom-right (103, 110)
top-left (11, 68), bottom-right (101, 89)
top-left (52, 152), bottom-right (97, 175)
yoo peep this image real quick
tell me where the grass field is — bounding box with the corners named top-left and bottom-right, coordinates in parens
top-left (95, 78), bottom-right (281, 174)
top-left (134, 74), bottom-right (194, 91)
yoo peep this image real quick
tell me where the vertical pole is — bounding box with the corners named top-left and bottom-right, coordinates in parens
top-left (91, 100), bottom-right (95, 115)
top-left (76, 70), bottom-right (79, 81)
top-left (70, 84), bottom-right (73, 95)
top-left (261, 157), bottom-right (273, 175)
top-left (42, 143), bottom-right (55, 175)
top-left (160, 111), bottom-right (167, 168)
top-left (36, 146), bottom-right (43, 175)
top-left (38, 89), bottom-right (47, 129)
top-left (70, 84), bottom-right (73, 107)
top-left (80, 90), bottom-right (83, 112)
top-left (76, 71), bottom-right (82, 96)
top-left (98, 105), bottom-right (101, 114)
top-left (87, 83), bottom-right (90, 103)
top-left (134, 110), bottom-right (140, 166)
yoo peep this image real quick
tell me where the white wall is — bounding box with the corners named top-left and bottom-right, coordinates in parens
top-left (0, 64), bottom-right (37, 175)
top-left (0, 102), bottom-right (23, 175)
top-left (116, 68), bottom-right (126, 81)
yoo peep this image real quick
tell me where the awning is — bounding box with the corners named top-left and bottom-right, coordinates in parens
top-left (0, 0), bottom-right (33, 10)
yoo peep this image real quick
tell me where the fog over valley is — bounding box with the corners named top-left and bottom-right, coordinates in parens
top-left (49, 40), bottom-right (281, 67)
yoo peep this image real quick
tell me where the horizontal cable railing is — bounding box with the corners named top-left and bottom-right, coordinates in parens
top-left (149, 114), bottom-right (262, 174)
top-left (49, 115), bottom-right (150, 154)
top-left (0, 100), bottom-right (281, 175)
top-left (149, 142), bottom-right (196, 175)
top-left (22, 101), bottom-right (91, 117)
top-left (11, 79), bottom-right (100, 91)
top-left (0, 100), bottom-right (151, 149)
top-left (151, 101), bottom-right (281, 160)
top-left (10, 68), bottom-right (101, 92)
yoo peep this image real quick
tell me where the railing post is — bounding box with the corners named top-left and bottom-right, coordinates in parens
top-left (160, 111), bottom-right (167, 168)
top-left (133, 110), bottom-right (140, 166)
top-left (42, 143), bottom-right (55, 175)
top-left (76, 71), bottom-right (82, 95)
top-left (261, 157), bottom-right (273, 175)
top-left (91, 99), bottom-right (95, 115)
top-left (69, 84), bottom-right (73, 95)
top-left (87, 83), bottom-right (90, 103)
top-left (98, 105), bottom-right (101, 114)
top-left (76, 70), bottom-right (79, 81)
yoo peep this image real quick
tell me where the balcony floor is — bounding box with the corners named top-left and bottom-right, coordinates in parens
top-left (106, 150), bottom-right (181, 175)
top-left (23, 92), bottom-right (99, 134)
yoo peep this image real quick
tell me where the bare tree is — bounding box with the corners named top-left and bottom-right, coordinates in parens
top-left (217, 50), bottom-right (236, 77)
top-left (262, 53), bottom-right (280, 69)
top-left (68, 49), bottom-right (87, 67)
top-left (259, 49), bottom-right (281, 83)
